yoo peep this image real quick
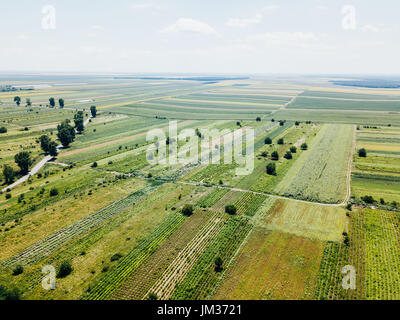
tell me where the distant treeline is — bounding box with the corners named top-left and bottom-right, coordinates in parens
top-left (331, 79), bottom-right (400, 88)
top-left (114, 76), bottom-right (250, 82)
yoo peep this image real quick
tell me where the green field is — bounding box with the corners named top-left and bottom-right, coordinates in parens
top-left (0, 75), bottom-right (399, 301)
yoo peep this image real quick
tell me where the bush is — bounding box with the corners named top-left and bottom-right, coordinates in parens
top-left (214, 257), bottom-right (223, 272)
top-left (261, 151), bottom-right (268, 158)
top-left (301, 143), bottom-right (308, 150)
top-left (284, 151), bottom-right (293, 160)
top-left (5, 193), bottom-right (11, 200)
top-left (361, 195), bottom-right (375, 204)
top-left (148, 293), bottom-right (158, 300)
top-left (91, 162), bottom-right (98, 168)
top-left (277, 138), bottom-right (284, 145)
top-left (12, 265), bottom-right (24, 276)
top-left (50, 188), bottom-right (59, 197)
top-left (358, 148), bottom-right (367, 157)
top-left (57, 261), bottom-right (73, 278)
top-left (271, 151), bottom-right (279, 161)
top-left (264, 137), bottom-right (272, 145)
top-left (290, 146), bottom-right (297, 153)
top-left (225, 205), bottom-right (237, 215)
top-left (256, 117), bottom-right (261, 122)
top-left (266, 163), bottom-right (276, 176)
top-left (110, 253), bottom-right (123, 262)
top-left (0, 285), bottom-right (21, 300)
top-left (0, 127), bottom-right (7, 134)
top-left (182, 204), bottom-right (194, 216)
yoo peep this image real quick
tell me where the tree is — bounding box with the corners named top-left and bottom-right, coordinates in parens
top-left (57, 261), bottom-right (73, 278)
top-left (57, 120), bottom-right (75, 147)
top-left (14, 96), bottom-right (21, 106)
top-left (26, 98), bottom-right (32, 107)
top-left (295, 121), bottom-right (300, 126)
top-left (3, 165), bottom-right (15, 184)
top-left (182, 204), bottom-right (194, 216)
top-left (12, 265), bottom-right (24, 276)
top-left (266, 163), bottom-right (276, 175)
top-left (284, 151), bottom-right (293, 160)
top-left (48, 141), bottom-right (58, 157)
top-left (90, 105), bottom-right (97, 118)
top-left (271, 151), bottom-right (279, 161)
top-left (261, 151), bottom-right (268, 158)
top-left (14, 152), bottom-right (32, 175)
top-left (147, 293), bottom-right (158, 300)
top-left (358, 148), bottom-right (367, 158)
top-left (301, 143), bottom-right (308, 151)
top-left (0, 127), bottom-right (7, 134)
top-left (225, 205), bottom-right (237, 215)
top-left (49, 97), bottom-right (56, 108)
top-left (277, 138), bottom-right (284, 145)
top-left (214, 257), bottom-right (223, 272)
top-left (74, 111), bottom-right (84, 133)
top-left (0, 285), bottom-right (21, 300)
top-left (265, 137), bottom-right (272, 145)
top-left (256, 117), bottom-right (261, 122)
top-left (40, 135), bottom-right (51, 154)
top-left (58, 98), bottom-right (64, 109)
top-left (279, 120), bottom-right (285, 126)
top-left (50, 187), bottom-right (59, 197)
top-left (290, 146), bottom-right (297, 153)
top-left (361, 195), bottom-right (375, 204)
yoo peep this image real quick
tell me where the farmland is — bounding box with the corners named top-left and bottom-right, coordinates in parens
top-left (0, 74), bottom-right (399, 301)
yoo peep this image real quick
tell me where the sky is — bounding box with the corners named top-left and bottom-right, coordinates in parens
top-left (0, 0), bottom-right (399, 74)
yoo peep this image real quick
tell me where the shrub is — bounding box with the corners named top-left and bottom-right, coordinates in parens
top-left (261, 151), bottom-right (268, 158)
top-left (225, 205), bottom-right (237, 215)
top-left (0, 285), bottom-right (21, 300)
top-left (12, 265), bottom-right (24, 276)
top-left (264, 137), bottom-right (272, 145)
top-left (361, 195), bottom-right (375, 204)
top-left (271, 151), bottom-right (279, 161)
top-left (182, 204), bottom-right (194, 216)
top-left (380, 198), bottom-right (385, 205)
top-left (0, 127), bottom-right (7, 134)
top-left (266, 163), bottom-right (276, 175)
top-left (214, 257), bottom-right (223, 272)
top-left (91, 162), bottom-right (98, 168)
top-left (358, 148), bottom-right (367, 157)
top-left (5, 194), bottom-right (11, 200)
top-left (110, 253), bottom-right (123, 262)
top-left (284, 151), bottom-right (293, 160)
top-left (50, 188), bottom-right (59, 197)
top-left (295, 121), bottom-right (300, 126)
top-left (290, 146), bottom-right (297, 153)
top-left (148, 293), bottom-right (158, 300)
top-left (256, 117), bottom-right (261, 122)
top-left (277, 138), bottom-right (284, 145)
top-left (301, 143), bottom-right (308, 150)
top-left (57, 261), bottom-right (73, 278)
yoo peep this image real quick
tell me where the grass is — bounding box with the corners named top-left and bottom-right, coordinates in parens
top-left (275, 124), bottom-right (354, 203)
top-left (258, 199), bottom-right (347, 242)
top-left (213, 230), bottom-right (324, 300)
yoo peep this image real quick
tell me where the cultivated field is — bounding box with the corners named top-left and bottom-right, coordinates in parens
top-left (0, 75), bottom-right (399, 301)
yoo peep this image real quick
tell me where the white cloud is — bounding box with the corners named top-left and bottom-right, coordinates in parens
top-left (261, 5), bottom-right (279, 13)
top-left (226, 14), bottom-right (262, 28)
top-left (360, 24), bottom-right (379, 33)
top-left (161, 18), bottom-right (218, 36)
top-left (247, 32), bottom-right (320, 46)
top-left (315, 5), bottom-right (328, 11)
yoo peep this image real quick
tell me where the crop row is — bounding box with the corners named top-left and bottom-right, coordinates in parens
top-left (83, 211), bottom-right (187, 300)
top-left (2, 181), bottom-right (163, 268)
top-left (171, 216), bottom-right (252, 300)
top-left (109, 210), bottom-right (214, 300)
top-left (233, 193), bottom-right (268, 217)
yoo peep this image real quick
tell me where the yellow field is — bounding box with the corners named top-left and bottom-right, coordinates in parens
top-left (258, 199), bottom-right (347, 242)
top-left (213, 230), bottom-right (324, 300)
top-left (359, 142), bottom-right (400, 152)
